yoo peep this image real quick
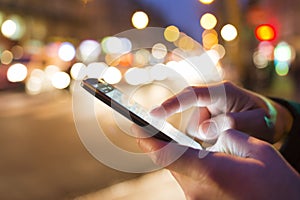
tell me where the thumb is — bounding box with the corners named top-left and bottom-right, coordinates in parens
top-left (207, 129), bottom-right (255, 158)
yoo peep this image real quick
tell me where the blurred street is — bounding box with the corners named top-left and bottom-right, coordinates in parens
top-left (0, 90), bottom-right (143, 200)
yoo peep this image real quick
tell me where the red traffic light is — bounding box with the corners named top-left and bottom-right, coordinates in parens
top-left (255, 24), bottom-right (276, 41)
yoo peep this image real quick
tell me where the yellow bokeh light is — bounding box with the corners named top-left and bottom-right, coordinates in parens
top-left (178, 36), bottom-right (195, 51)
top-left (105, 54), bottom-right (121, 66)
top-left (164, 25), bottom-right (180, 42)
top-left (1, 19), bottom-right (17, 38)
top-left (202, 32), bottom-right (218, 49)
top-left (200, 13), bottom-right (217, 30)
top-left (199, 0), bottom-right (215, 4)
top-left (131, 11), bottom-right (149, 29)
top-left (221, 24), bottom-right (238, 41)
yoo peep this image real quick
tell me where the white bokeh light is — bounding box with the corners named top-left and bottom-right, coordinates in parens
top-left (221, 24), bottom-right (238, 41)
top-left (7, 63), bottom-right (28, 82)
top-left (51, 72), bottom-right (71, 89)
top-left (103, 66), bottom-right (122, 84)
top-left (58, 42), bottom-right (76, 62)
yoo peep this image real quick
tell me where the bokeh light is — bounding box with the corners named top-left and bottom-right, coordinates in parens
top-left (45, 65), bottom-right (60, 79)
top-left (202, 29), bottom-right (218, 49)
top-left (149, 64), bottom-right (168, 81)
top-left (274, 42), bottom-right (292, 62)
top-left (211, 44), bottom-right (226, 59)
top-left (7, 63), bottom-right (28, 82)
top-left (58, 42), bottom-right (76, 62)
top-left (200, 13), bottom-right (217, 30)
top-left (178, 35), bottom-right (195, 51)
top-left (51, 72), bottom-right (71, 89)
top-left (103, 66), bottom-right (122, 84)
top-left (77, 40), bottom-right (101, 62)
top-left (1, 15), bottom-right (25, 40)
top-left (221, 24), bottom-right (238, 41)
top-left (70, 62), bottom-right (86, 80)
top-left (26, 69), bottom-right (45, 95)
top-left (151, 43), bottom-right (168, 59)
top-left (199, 0), bottom-right (214, 4)
top-left (1, 50), bottom-right (14, 65)
top-left (133, 49), bottom-right (150, 66)
top-left (125, 67), bottom-right (151, 85)
top-left (164, 25), bottom-right (180, 42)
top-left (131, 11), bottom-right (149, 29)
top-left (275, 62), bottom-right (289, 76)
top-left (105, 37), bottom-right (123, 54)
top-left (253, 51), bottom-right (268, 69)
top-left (258, 41), bottom-right (274, 60)
top-left (11, 45), bottom-right (24, 59)
top-left (255, 24), bottom-right (276, 41)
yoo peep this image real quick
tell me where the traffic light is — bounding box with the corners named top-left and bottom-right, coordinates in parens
top-left (255, 24), bottom-right (276, 41)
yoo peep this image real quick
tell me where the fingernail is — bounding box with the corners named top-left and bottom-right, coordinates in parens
top-left (200, 121), bottom-right (219, 140)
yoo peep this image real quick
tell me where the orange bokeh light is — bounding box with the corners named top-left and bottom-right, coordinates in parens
top-left (255, 24), bottom-right (276, 41)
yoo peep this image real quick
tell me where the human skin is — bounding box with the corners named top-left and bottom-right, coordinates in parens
top-left (132, 125), bottom-right (300, 200)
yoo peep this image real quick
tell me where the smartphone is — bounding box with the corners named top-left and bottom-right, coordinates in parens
top-left (81, 78), bottom-right (202, 149)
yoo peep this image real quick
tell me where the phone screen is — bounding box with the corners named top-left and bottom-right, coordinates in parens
top-left (81, 78), bottom-right (202, 149)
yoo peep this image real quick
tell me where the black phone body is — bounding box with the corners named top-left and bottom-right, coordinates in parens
top-left (81, 78), bottom-right (202, 149)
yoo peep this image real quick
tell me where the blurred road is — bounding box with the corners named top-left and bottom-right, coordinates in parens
top-left (0, 90), bottom-right (141, 200)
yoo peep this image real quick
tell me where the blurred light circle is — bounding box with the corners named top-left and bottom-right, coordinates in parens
top-left (58, 42), bottom-right (76, 62)
top-left (51, 72), bottom-right (71, 89)
top-left (125, 67), bottom-right (151, 85)
top-left (200, 13), bottom-right (217, 30)
top-left (206, 49), bottom-right (220, 65)
top-left (150, 64), bottom-right (168, 81)
top-left (120, 38), bottom-right (132, 54)
top-left (1, 16), bottom-right (25, 40)
top-left (202, 31), bottom-right (218, 49)
top-left (78, 40), bottom-right (101, 62)
top-left (86, 62), bottom-right (108, 79)
top-left (103, 66), bottom-right (122, 84)
top-left (26, 69), bottom-right (46, 95)
top-left (7, 63), bottom-right (28, 82)
top-left (70, 62), bottom-right (87, 80)
top-left (11, 45), bottom-right (24, 59)
top-left (1, 50), bottom-right (14, 65)
top-left (255, 24), bottom-right (276, 41)
top-left (275, 62), bottom-right (289, 76)
top-left (178, 36), bottom-right (195, 51)
top-left (134, 49), bottom-right (150, 66)
top-left (258, 41), bottom-right (274, 60)
top-left (1, 20), bottom-right (17, 38)
top-left (45, 65), bottom-right (60, 79)
top-left (253, 51), bottom-right (268, 69)
top-left (211, 44), bottom-right (226, 59)
top-left (152, 43), bottom-right (168, 59)
top-left (221, 24), bottom-right (238, 41)
top-left (274, 42), bottom-right (292, 62)
top-left (199, 0), bottom-right (214, 4)
top-left (131, 11), bottom-right (149, 29)
top-left (105, 54), bottom-right (121, 66)
top-left (106, 37), bottom-right (123, 54)
top-left (164, 25), bottom-right (180, 42)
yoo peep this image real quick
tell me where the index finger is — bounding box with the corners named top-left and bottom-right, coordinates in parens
top-left (151, 84), bottom-right (224, 118)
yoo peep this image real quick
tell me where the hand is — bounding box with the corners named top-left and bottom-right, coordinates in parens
top-left (132, 125), bottom-right (300, 200)
top-left (151, 81), bottom-right (293, 144)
